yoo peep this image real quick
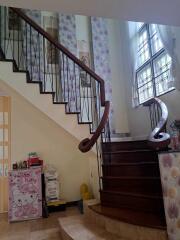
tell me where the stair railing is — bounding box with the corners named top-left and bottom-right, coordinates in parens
top-left (0, 6), bottom-right (110, 153)
top-left (143, 98), bottom-right (170, 150)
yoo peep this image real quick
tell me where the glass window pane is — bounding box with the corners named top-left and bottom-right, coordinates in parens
top-left (0, 163), bottom-right (3, 176)
top-left (4, 112), bottom-right (8, 125)
top-left (0, 129), bottom-right (8, 142)
top-left (137, 22), bottom-right (144, 30)
top-left (0, 146), bottom-right (3, 159)
top-left (153, 53), bottom-right (173, 95)
top-left (4, 163), bottom-right (9, 176)
top-left (137, 28), bottom-right (150, 66)
top-left (0, 145), bottom-right (8, 159)
top-left (149, 24), bottom-right (163, 54)
top-left (137, 65), bottom-right (154, 103)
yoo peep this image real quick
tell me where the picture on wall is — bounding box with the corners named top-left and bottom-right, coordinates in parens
top-left (43, 16), bottom-right (59, 65)
top-left (78, 40), bottom-right (91, 88)
top-left (46, 27), bottom-right (59, 64)
top-left (8, 8), bottom-right (20, 31)
top-left (7, 8), bottom-right (22, 40)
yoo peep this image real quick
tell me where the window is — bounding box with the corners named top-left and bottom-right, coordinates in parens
top-left (135, 23), bottom-right (174, 104)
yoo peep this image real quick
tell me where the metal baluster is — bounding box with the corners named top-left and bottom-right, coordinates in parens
top-left (0, 7), bottom-right (1, 53)
top-left (149, 105), bottom-right (153, 130)
top-left (66, 56), bottom-right (70, 112)
top-left (29, 26), bottom-right (33, 81)
top-left (54, 47), bottom-right (58, 102)
top-left (38, 32), bottom-right (41, 82)
top-left (17, 14), bottom-right (20, 68)
top-left (74, 62), bottom-right (78, 111)
top-left (50, 43), bottom-right (54, 96)
top-left (25, 22), bottom-right (28, 71)
top-left (4, 7), bottom-right (6, 56)
top-left (12, 12), bottom-right (15, 61)
top-left (78, 67), bottom-right (82, 122)
top-left (43, 37), bottom-right (46, 91)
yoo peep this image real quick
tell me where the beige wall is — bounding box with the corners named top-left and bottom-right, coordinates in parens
top-left (0, 80), bottom-right (97, 202)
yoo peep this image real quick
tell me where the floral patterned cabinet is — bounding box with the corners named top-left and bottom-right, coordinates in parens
top-left (8, 167), bottom-right (42, 222)
top-left (159, 151), bottom-right (180, 240)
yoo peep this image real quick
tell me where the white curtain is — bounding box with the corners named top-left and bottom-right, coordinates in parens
top-left (127, 22), bottom-right (140, 107)
top-left (156, 24), bottom-right (180, 90)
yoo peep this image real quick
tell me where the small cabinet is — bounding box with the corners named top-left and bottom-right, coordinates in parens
top-left (8, 167), bottom-right (42, 222)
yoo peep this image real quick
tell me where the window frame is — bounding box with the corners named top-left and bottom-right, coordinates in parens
top-left (135, 23), bottom-right (174, 105)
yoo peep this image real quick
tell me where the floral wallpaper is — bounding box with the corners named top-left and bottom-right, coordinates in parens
top-left (58, 14), bottom-right (77, 56)
top-left (23, 10), bottom-right (43, 83)
top-left (20, 11), bottom-right (116, 127)
top-left (91, 17), bottom-right (115, 133)
top-left (58, 14), bottom-right (79, 111)
top-left (159, 152), bottom-right (180, 240)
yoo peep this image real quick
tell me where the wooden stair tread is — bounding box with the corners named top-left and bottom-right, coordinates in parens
top-left (102, 161), bottom-right (158, 166)
top-left (103, 149), bottom-right (155, 154)
top-left (101, 176), bottom-right (160, 180)
top-left (101, 190), bottom-right (162, 199)
top-left (59, 215), bottom-right (124, 240)
top-left (89, 204), bottom-right (166, 230)
top-left (103, 140), bottom-right (148, 144)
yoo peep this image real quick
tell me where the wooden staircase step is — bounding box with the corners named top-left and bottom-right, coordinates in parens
top-left (103, 149), bottom-right (158, 163)
top-left (89, 204), bottom-right (166, 229)
top-left (102, 162), bottom-right (160, 177)
top-left (101, 176), bottom-right (162, 195)
top-left (59, 215), bottom-right (124, 240)
top-left (102, 140), bottom-right (149, 152)
top-left (100, 190), bottom-right (164, 213)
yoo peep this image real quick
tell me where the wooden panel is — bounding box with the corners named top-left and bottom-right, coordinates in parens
top-left (102, 140), bottom-right (149, 152)
top-left (101, 177), bottom-right (162, 195)
top-left (100, 190), bottom-right (164, 213)
top-left (89, 204), bottom-right (166, 229)
top-left (103, 150), bottom-right (158, 164)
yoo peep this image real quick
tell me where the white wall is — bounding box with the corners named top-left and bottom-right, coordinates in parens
top-left (75, 15), bottom-right (131, 134)
top-left (107, 19), bottom-right (130, 134)
top-left (0, 80), bottom-right (98, 202)
top-left (117, 22), bottom-right (180, 138)
top-left (1, 0), bottom-right (180, 27)
top-left (75, 15), bottom-right (91, 49)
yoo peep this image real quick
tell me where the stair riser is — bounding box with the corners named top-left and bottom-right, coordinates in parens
top-left (103, 152), bottom-right (158, 164)
top-left (100, 192), bottom-right (164, 213)
top-left (102, 141), bottom-right (149, 152)
top-left (102, 164), bottom-right (160, 177)
top-left (102, 178), bottom-right (162, 195)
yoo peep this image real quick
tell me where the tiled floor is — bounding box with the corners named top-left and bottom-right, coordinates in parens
top-left (0, 207), bottom-right (80, 240)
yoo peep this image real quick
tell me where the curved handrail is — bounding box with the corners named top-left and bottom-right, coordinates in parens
top-left (143, 98), bottom-right (170, 149)
top-left (78, 101), bottom-right (110, 152)
top-left (11, 7), bottom-right (110, 152)
top-left (11, 8), bottom-right (106, 105)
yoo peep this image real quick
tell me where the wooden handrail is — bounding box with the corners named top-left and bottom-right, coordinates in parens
top-left (11, 7), bottom-right (110, 153)
top-left (78, 101), bottom-right (110, 152)
top-left (11, 7), bottom-right (106, 105)
top-left (143, 98), bottom-right (170, 149)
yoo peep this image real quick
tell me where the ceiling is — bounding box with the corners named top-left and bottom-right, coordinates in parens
top-left (0, 0), bottom-right (180, 26)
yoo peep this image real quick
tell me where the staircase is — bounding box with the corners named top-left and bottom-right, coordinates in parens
top-left (0, 6), bottom-right (171, 237)
top-left (98, 139), bottom-right (166, 228)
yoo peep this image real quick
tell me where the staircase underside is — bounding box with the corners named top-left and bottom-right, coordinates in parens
top-left (0, 60), bottom-right (91, 145)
